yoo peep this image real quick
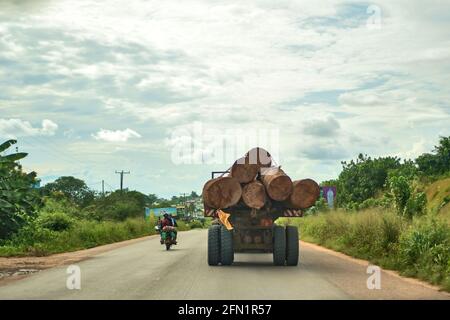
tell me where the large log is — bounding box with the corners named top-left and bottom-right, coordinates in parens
top-left (260, 167), bottom-right (293, 201)
top-left (230, 157), bottom-right (259, 184)
top-left (242, 180), bottom-right (267, 209)
top-left (230, 147), bottom-right (272, 183)
top-left (202, 176), bottom-right (242, 209)
top-left (288, 179), bottom-right (320, 209)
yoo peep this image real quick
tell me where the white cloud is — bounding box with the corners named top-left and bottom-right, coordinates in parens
top-left (0, 0), bottom-right (449, 195)
top-left (92, 128), bottom-right (142, 142)
top-left (303, 117), bottom-right (341, 137)
top-left (0, 118), bottom-right (58, 138)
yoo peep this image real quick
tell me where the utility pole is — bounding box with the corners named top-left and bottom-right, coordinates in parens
top-left (102, 180), bottom-right (105, 197)
top-left (115, 170), bottom-right (130, 191)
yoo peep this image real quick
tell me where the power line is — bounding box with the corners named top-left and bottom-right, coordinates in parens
top-left (105, 181), bottom-right (114, 190)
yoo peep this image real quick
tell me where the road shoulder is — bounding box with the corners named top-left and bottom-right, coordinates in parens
top-left (0, 234), bottom-right (158, 285)
top-left (301, 240), bottom-right (450, 297)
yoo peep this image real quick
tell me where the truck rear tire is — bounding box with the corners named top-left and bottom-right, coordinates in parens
top-left (208, 225), bottom-right (221, 266)
top-left (273, 225), bottom-right (286, 266)
top-left (286, 226), bottom-right (299, 266)
top-left (220, 226), bottom-right (234, 266)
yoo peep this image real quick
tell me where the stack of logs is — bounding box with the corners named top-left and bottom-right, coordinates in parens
top-left (202, 147), bottom-right (320, 210)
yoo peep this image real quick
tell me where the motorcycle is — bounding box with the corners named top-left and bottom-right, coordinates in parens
top-left (156, 225), bottom-right (177, 250)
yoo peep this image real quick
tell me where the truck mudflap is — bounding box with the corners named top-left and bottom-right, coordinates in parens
top-left (283, 209), bottom-right (303, 217)
top-left (204, 207), bottom-right (216, 217)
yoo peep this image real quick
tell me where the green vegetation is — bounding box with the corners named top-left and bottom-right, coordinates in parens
top-left (0, 217), bottom-right (157, 257)
top-left (286, 135), bottom-right (450, 291)
top-left (0, 140), bottom-right (42, 239)
top-left (281, 209), bottom-right (450, 291)
top-left (416, 136), bottom-right (450, 176)
top-left (320, 136), bottom-right (450, 212)
top-left (0, 139), bottom-right (205, 256)
top-left (425, 177), bottom-right (450, 221)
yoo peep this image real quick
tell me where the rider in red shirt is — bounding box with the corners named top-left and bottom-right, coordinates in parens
top-left (160, 213), bottom-right (177, 244)
top-left (161, 213), bottom-right (173, 227)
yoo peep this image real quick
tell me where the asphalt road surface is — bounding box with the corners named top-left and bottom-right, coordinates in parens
top-left (0, 229), bottom-right (448, 300)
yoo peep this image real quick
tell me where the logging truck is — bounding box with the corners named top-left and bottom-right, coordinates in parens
top-left (203, 148), bottom-right (320, 266)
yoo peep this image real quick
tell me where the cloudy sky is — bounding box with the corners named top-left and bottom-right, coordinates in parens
top-left (1, 0), bottom-right (449, 197)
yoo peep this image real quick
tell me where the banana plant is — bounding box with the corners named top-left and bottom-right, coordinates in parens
top-left (0, 140), bottom-right (41, 240)
top-left (0, 140), bottom-right (28, 163)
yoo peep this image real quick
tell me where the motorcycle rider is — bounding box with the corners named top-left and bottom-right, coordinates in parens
top-left (169, 214), bottom-right (178, 227)
top-left (160, 213), bottom-right (177, 245)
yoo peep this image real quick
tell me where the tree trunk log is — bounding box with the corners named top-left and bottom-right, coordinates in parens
top-left (242, 180), bottom-right (267, 209)
top-left (231, 148), bottom-right (272, 183)
top-left (260, 167), bottom-right (293, 201)
top-left (230, 157), bottom-right (259, 183)
top-left (202, 176), bottom-right (242, 209)
top-left (288, 179), bottom-right (320, 209)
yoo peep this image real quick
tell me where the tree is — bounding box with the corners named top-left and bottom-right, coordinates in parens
top-left (434, 136), bottom-right (450, 173)
top-left (416, 153), bottom-right (439, 175)
top-left (42, 176), bottom-right (94, 208)
top-left (416, 136), bottom-right (450, 175)
top-left (337, 154), bottom-right (401, 207)
top-left (190, 191), bottom-right (199, 198)
top-left (85, 190), bottom-right (147, 221)
top-left (388, 176), bottom-right (411, 216)
top-left (0, 140), bottom-right (42, 239)
top-left (388, 175), bottom-right (427, 218)
top-left (147, 193), bottom-right (158, 206)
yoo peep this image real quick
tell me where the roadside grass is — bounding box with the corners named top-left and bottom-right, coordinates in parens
top-left (0, 218), bottom-right (157, 257)
top-left (279, 208), bottom-right (450, 292)
top-left (425, 177), bottom-right (450, 220)
top-left (0, 217), bottom-right (210, 257)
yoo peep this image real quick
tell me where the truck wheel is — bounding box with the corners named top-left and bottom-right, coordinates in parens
top-left (220, 226), bottom-right (234, 265)
top-left (208, 225), bottom-right (221, 266)
top-left (286, 226), bottom-right (299, 266)
top-left (273, 225), bottom-right (286, 266)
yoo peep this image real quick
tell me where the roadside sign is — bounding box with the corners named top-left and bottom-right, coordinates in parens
top-left (322, 186), bottom-right (337, 209)
top-left (150, 207), bottom-right (177, 217)
top-left (144, 207), bottom-right (151, 219)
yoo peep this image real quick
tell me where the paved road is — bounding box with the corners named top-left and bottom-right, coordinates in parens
top-left (0, 229), bottom-right (448, 300)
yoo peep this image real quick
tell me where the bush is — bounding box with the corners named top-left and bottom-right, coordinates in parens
top-left (399, 218), bottom-right (449, 271)
top-left (188, 220), bottom-right (204, 229)
top-left (37, 211), bottom-right (74, 232)
top-left (84, 190), bottom-right (145, 221)
top-left (357, 197), bottom-right (392, 210)
top-left (404, 192), bottom-right (427, 218)
top-left (305, 197), bottom-right (329, 215)
top-left (40, 196), bottom-right (80, 217)
top-left (107, 202), bottom-right (141, 221)
top-left (388, 176), bottom-right (427, 218)
top-left (389, 176), bottom-right (411, 215)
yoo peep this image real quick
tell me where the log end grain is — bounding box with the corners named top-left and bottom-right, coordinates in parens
top-left (266, 175), bottom-right (293, 201)
top-left (242, 180), bottom-right (267, 209)
top-left (260, 167), bottom-right (293, 201)
top-left (289, 179), bottom-right (320, 209)
top-left (202, 177), bottom-right (242, 209)
top-left (230, 157), bottom-right (259, 183)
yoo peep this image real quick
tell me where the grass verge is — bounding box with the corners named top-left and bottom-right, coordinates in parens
top-left (279, 209), bottom-right (450, 292)
top-left (0, 218), bottom-right (206, 257)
